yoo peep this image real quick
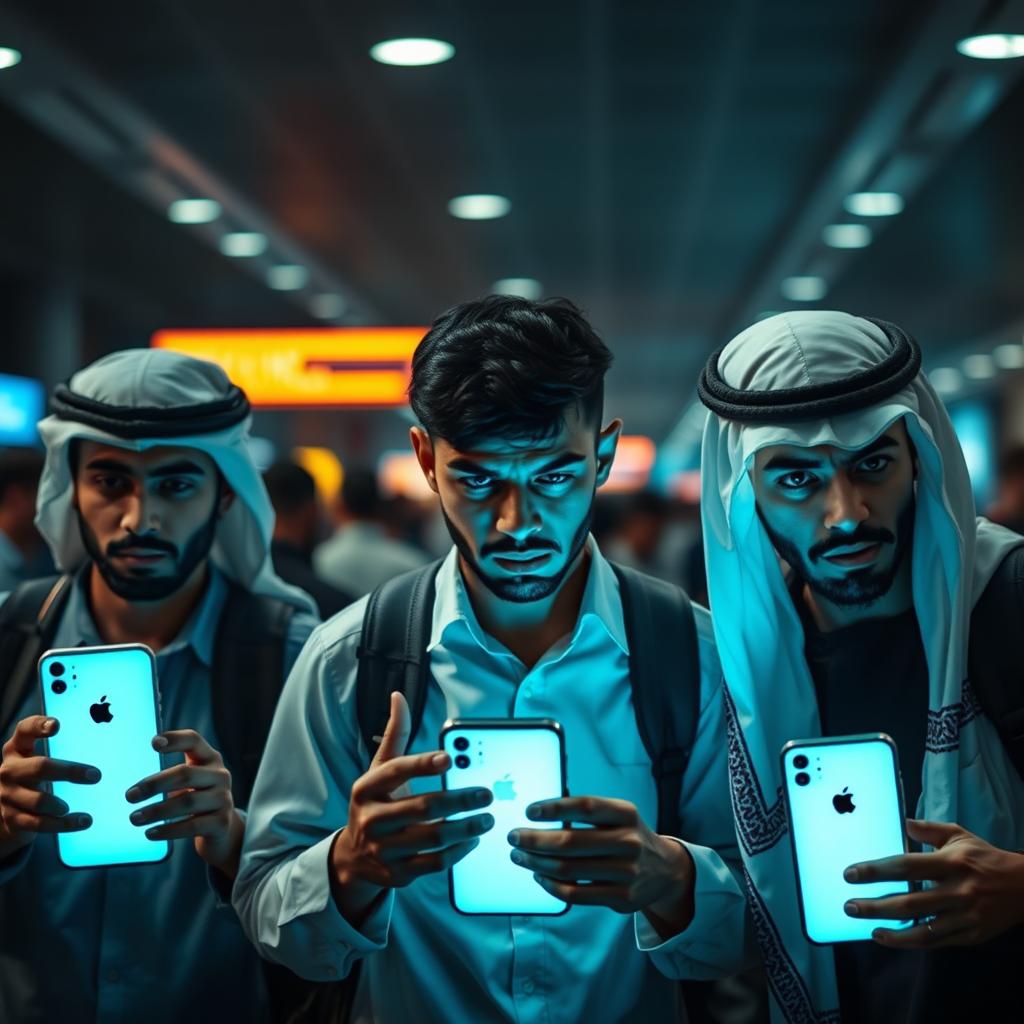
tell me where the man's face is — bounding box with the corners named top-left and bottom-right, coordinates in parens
top-left (750, 419), bottom-right (916, 608)
top-left (411, 408), bottom-right (621, 603)
top-left (73, 441), bottom-right (231, 602)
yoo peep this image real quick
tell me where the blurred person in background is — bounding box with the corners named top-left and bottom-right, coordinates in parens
top-left (604, 488), bottom-right (673, 579)
top-left (0, 448), bottom-right (54, 591)
top-left (0, 350), bottom-right (319, 1024)
top-left (985, 446), bottom-right (1024, 536)
top-left (314, 466), bottom-right (428, 597)
top-left (264, 459), bottom-right (353, 619)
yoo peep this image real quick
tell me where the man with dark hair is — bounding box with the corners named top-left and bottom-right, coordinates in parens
top-left (314, 467), bottom-right (427, 598)
top-left (0, 350), bottom-right (319, 1024)
top-left (0, 448), bottom-right (52, 592)
top-left (235, 296), bottom-right (751, 1022)
top-left (264, 459), bottom-right (353, 619)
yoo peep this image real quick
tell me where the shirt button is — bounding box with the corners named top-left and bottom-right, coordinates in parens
top-left (106, 968), bottom-right (121, 983)
top-left (522, 979), bottom-right (535, 994)
top-left (522, 687), bottom-right (534, 699)
top-left (325, 966), bottom-right (338, 978)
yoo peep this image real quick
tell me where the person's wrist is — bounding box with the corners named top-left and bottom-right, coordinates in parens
top-left (199, 809), bottom-right (245, 879)
top-left (330, 829), bottom-right (386, 927)
top-left (643, 837), bottom-right (696, 935)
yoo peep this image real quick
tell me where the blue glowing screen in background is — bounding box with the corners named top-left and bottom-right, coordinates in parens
top-left (949, 400), bottom-right (995, 510)
top-left (0, 374), bottom-right (45, 447)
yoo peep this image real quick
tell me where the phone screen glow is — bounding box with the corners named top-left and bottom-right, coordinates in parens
top-left (442, 721), bottom-right (566, 915)
top-left (39, 645), bottom-right (169, 869)
top-left (783, 734), bottom-right (912, 943)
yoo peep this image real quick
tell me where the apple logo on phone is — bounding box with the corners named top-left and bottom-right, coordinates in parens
top-left (89, 696), bottom-right (113, 724)
top-left (832, 787), bottom-right (855, 814)
top-left (493, 773), bottom-right (517, 801)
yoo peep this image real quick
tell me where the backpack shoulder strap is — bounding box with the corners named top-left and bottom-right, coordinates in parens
top-left (0, 574), bottom-right (72, 738)
top-left (610, 562), bottom-right (700, 837)
top-left (969, 542), bottom-right (1024, 781)
top-left (355, 560), bottom-right (444, 762)
top-left (211, 583), bottom-right (296, 808)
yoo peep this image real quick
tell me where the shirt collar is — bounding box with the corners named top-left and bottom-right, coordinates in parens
top-left (429, 538), bottom-right (629, 657)
top-left (66, 564), bottom-right (228, 666)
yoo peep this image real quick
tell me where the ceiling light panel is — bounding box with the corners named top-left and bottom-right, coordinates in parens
top-left (956, 34), bottom-right (1024, 60)
top-left (267, 265), bottom-right (308, 291)
top-left (843, 192), bottom-right (904, 217)
top-left (370, 38), bottom-right (455, 67)
top-left (994, 343), bottom-right (1024, 369)
top-left (823, 223), bottom-right (873, 249)
top-left (168, 198), bottom-right (221, 224)
top-left (780, 276), bottom-right (827, 302)
top-left (448, 194), bottom-right (511, 220)
top-left (310, 294), bottom-right (346, 319)
top-left (0, 47), bottom-right (21, 70)
top-left (492, 278), bottom-right (543, 299)
top-left (220, 231), bottom-right (267, 257)
top-left (929, 367), bottom-right (963, 395)
top-left (963, 353), bottom-right (995, 380)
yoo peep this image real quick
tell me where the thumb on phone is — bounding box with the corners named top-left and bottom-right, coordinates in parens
top-left (370, 691), bottom-right (412, 769)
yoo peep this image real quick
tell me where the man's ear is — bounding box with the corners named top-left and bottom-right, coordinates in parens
top-left (409, 426), bottom-right (440, 495)
top-left (218, 482), bottom-right (236, 516)
top-left (594, 419), bottom-right (623, 488)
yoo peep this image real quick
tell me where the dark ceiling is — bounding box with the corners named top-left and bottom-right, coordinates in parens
top-left (0, 0), bottom-right (1022, 452)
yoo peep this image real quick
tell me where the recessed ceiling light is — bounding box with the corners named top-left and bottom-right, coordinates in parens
top-left (994, 343), bottom-right (1024, 369)
top-left (929, 367), bottom-right (963, 395)
top-left (492, 278), bottom-right (543, 300)
top-left (780, 276), bottom-right (827, 302)
top-left (823, 223), bottom-right (873, 249)
top-left (956, 34), bottom-right (1024, 60)
top-left (168, 198), bottom-right (221, 224)
top-left (220, 231), bottom-right (267, 257)
top-left (310, 293), bottom-right (346, 319)
top-left (267, 265), bottom-right (308, 291)
top-left (843, 192), bottom-right (904, 217)
top-left (963, 353), bottom-right (995, 380)
top-left (448, 194), bottom-right (511, 220)
top-left (370, 38), bottom-right (455, 67)
top-left (0, 47), bottom-right (22, 70)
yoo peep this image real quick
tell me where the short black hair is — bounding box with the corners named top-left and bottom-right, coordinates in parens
top-left (0, 448), bottom-right (44, 503)
top-left (263, 460), bottom-right (317, 516)
top-left (341, 468), bottom-right (380, 519)
top-left (409, 296), bottom-right (614, 449)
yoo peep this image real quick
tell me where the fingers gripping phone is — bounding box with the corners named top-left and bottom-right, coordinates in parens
top-left (38, 644), bottom-right (170, 869)
top-left (781, 733), bottom-right (912, 943)
top-left (441, 719), bottom-right (567, 915)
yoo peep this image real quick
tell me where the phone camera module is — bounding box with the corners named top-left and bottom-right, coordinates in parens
top-left (453, 736), bottom-right (470, 752)
top-left (795, 771), bottom-right (810, 787)
top-left (51, 680), bottom-right (67, 695)
top-left (49, 662), bottom-right (65, 677)
top-left (793, 754), bottom-right (809, 770)
top-left (455, 754), bottom-right (471, 769)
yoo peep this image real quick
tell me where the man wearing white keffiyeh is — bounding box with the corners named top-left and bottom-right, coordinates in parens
top-left (698, 311), bottom-right (1024, 1023)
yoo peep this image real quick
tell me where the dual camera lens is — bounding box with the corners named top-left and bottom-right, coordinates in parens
top-left (793, 754), bottom-right (810, 786)
top-left (452, 737), bottom-right (471, 769)
top-left (49, 662), bottom-right (67, 694)
top-left (455, 755), bottom-right (471, 769)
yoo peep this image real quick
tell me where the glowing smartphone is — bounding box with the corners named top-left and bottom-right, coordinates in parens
top-left (38, 644), bottom-right (169, 869)
top-left (441, 718), bottom-right (567, 915)
top-left (781, 733), bottom-right (913, 943)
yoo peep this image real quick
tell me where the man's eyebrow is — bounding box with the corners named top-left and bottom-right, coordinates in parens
top-left (447, 452), bottom-right (587, 475)
top-left (762, 434), bottom-right (900, 473)
top-left (148, 460), bottom-right (208, 478)
top-left (83, 458), bottom-right (136, 475)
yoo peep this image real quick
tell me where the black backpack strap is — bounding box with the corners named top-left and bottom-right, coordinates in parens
top-left (610, 562), bottom-right (700, 837)
top-left (969, 542), bottom-right (1024, 781)
top-left (355, 560), bottom-right (444, 761)
top-left (0, 575), bottom-right (73, 739)
top-left (211, 582), bottom-right (296, 808)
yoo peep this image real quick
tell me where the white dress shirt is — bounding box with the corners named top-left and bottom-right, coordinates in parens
top-left (235, 541), bottom-right (750, 1023)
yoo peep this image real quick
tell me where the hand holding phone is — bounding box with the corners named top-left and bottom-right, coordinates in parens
top-left (782, 733), bottom-right (913, 943)
top-left (0, 714), bottom-right (100, 858)
top-left (330, 693), bottom-right (495, 927)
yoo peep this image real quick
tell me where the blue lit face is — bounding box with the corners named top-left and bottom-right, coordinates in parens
top-left (73, 441), bottom-right (232, 601)
top-left (411, 408), bottom-right (621, 603)
top-left (750, 419), bottom-right (916, 607)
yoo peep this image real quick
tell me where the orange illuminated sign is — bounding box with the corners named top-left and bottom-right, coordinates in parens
top-left (601, 435), bottom-right (656, 493)
top-left (151, 327), bottom-right (427, 408)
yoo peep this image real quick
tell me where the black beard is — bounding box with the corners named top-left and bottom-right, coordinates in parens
top-left (77, 503), bottom-right (220, 602)
top-left (759, 499), bottom-right (915, 608)
top-left (439, 496), bottom-right (594, 604)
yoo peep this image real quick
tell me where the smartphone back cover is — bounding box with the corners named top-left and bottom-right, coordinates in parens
top-left (783, 735), bottom-right (911, 943)
top-left (443, 722), bottom-right (566, 915)
top-left (39, 645), bottom-right (169, 868)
